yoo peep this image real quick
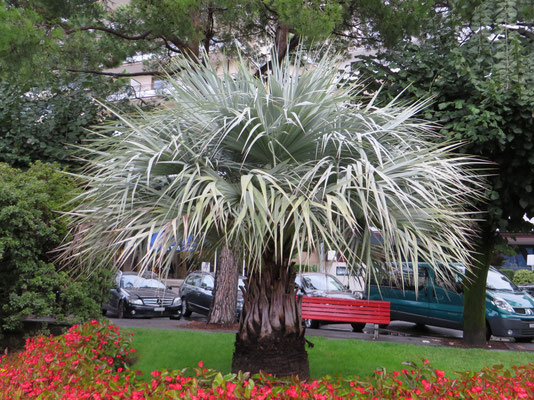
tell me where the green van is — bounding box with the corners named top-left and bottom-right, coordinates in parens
top-left (366, 264), bottom-right (534, 341)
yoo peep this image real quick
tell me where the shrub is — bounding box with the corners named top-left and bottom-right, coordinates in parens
top-left (500, 269), bottom-right (516, 281)
top-left (1, 321), bottom-right (533, 399)
top-left (514, 269), bottom-right (534, 285)
top-left (0, 162), bottom-right (113, 343)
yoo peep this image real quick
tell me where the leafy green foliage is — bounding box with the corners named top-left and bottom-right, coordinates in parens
top-left (358, 0), bottom-right (534, 233)
top-left (357, 0), bottom-right (534, 344)
top-left (0, 78), bottom-right (108, 167)
top-left (271, 0), bottom-right (343, 39)
top-left (1, 0), bottom-right (455, 81)
top-left (0, 1), bottom-right (58, 83)
top-left (0, 162), bottom-right (112, 338)
top-left (513, 269), bottom-right (534, 285)
top-left (499, 269), bottom-right (516, 281)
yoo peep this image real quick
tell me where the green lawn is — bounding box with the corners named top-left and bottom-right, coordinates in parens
top-left (124, 328), bottom-right (532, 380)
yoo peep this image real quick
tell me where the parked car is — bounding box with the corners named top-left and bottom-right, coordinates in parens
top-left (179, 271), bottom-right (246, 319)
top-left (519, 284), bottom-right (534, 297)
top-left (102, 271), bottom-right (182, 319)
top-left (366, 264), bottom-right (534, 342)
top-left (295, 272), bottom-right (363, 330)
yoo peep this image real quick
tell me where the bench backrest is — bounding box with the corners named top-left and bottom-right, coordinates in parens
top-left (301, 296), bottom-right (390, 324)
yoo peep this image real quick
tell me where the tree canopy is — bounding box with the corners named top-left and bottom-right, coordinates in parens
top-left (0, 0), bottom-right (488, 166)
top-left (357, 0), bottom-right (534, 344)
top-left (0, 78), bottom-right (107, 167)
top-left (1, 0), bottom-right (463, 82)
top-left (359, 0), bottom-right (534, 239)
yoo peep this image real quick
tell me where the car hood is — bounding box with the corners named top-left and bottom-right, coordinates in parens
top-left (305, 290), bottom-right (360, 300)
top-left (122, 288), bottom-right (176, 299)
top-left (487, 290), bottom-right (534, 308)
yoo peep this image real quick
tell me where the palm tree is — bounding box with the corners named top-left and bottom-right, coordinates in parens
top-left (61, 48), bottom-right (483, 378)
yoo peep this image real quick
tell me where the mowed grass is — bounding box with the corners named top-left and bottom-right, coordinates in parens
top-left (124, 328), bottom-right (533, 380)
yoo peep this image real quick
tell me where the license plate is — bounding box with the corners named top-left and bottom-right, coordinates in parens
top-left (529, 323), bottom-right (534, 328)
top-left (154, 307), bottom-right (165, 312)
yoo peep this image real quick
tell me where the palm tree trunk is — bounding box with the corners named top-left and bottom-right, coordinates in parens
top-left (231, 258), bottom-right (309, 379)
top-left (208, 246), bottom-right (238, 325)
top-left (463, 228), bottom-right (495, 346)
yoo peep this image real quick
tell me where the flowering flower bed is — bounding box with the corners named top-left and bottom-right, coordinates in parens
top-left (1, 320), bottom-right (533, 399)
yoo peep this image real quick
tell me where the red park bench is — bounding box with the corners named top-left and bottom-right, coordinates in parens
top-left (301, 296), bottom-right (390, 339)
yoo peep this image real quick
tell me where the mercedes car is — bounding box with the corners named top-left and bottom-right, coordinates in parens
top-left (102, 271), bottom-right (182, 319)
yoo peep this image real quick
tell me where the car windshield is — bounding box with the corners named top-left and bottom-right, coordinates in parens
top-left (302, 275), bottom-right (345, 291)
top-left (121, 275), bottom-right (166, 289)
top-left (486, 270), bottom-right (519, 291)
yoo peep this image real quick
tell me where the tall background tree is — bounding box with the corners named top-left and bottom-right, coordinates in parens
top-left (358, 0), bottom-right (534, 345)
top-left (60, 49), bottom-right (483, 377)
top-left (207, 246), bottom-right (239, 325)
top-left (0, 77), bottom-right (116, 168)
top-left (2, 0), bottom-right (453, 81)
top-left (0, 0), bottom-right (490, 167)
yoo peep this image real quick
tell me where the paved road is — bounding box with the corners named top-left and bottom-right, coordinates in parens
top-left (109, 315), bottom-right (534, 352)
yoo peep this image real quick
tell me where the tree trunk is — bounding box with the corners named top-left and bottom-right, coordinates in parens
top-left (463, 228), bottom-right (496, 346)
top-left (208, 246), bottom-right (239, 325)
top-left (255, 25), bottom-right (300, 77)
top-left (231, 258), bottom-right (309, 379)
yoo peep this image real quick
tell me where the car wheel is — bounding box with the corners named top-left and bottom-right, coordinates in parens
top-left (303, 319), bottom-right (319, 329)
top-left (181, 298), bottom-right (192, 317)
top-left (351, 322), bottom-right (366, 332)
top-left (117, 301), bottom-right (127, 319)
top-left (515, 337), bottom-right (533, 343)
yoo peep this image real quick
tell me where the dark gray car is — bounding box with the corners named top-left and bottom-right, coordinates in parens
top-left (179, 271), bottom-right (245, 319)
top-left (102, 271), bottom-right (182, 319)
top-left (295, 272), bottom-right (363, 330)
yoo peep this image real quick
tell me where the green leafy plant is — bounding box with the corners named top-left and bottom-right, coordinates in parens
top-left (500, 269), bottom-right (516, 282)
top-left (0, 162), bottom-right (112, 343)
top-left (1, 0), bottom-right (452, 85)
top-left (0, 79), bottom-right (107, 168)
top-left (358, 0), bottom-right (534, 345)
top-left (514, 269), bottom-right (534, 285)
